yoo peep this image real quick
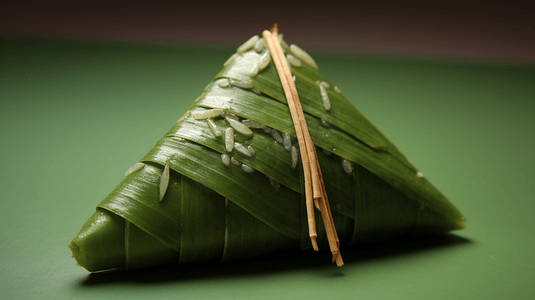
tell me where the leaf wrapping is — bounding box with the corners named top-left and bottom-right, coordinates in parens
top-left (70, 34), bottom-right (465, 272)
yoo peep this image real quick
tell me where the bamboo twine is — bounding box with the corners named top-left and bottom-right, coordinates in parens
top-left (263, 25), bottom-right (343, 266)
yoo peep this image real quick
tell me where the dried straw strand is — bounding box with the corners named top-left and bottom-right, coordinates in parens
top-left (264, 25), bottom-right (342, 266)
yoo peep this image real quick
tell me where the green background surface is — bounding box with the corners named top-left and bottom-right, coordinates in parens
top-left (1, 37), bottom-right (534, 299)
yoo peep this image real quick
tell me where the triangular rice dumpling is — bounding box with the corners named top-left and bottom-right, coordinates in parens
top-left (69, 31), bottom-right (466, 272)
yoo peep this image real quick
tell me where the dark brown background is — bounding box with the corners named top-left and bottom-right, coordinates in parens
top-left (2, 0), bottom-right (534, 62)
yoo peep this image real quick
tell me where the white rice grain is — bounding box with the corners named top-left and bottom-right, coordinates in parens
top-left (193, 108), bottom-right (224, 120)
top-left (125, 162), bottom-right (144, 177)
top-left (319, 84), bottom-right (331, 111)
top-left (286, 54), bottom-right (302, 67)
top-left (241, 164), bottom-right (255, 173)
top-left (254, 37), bottom-right (266, 53)
top-left (320, 118), bottom-right (331, 127)
top-left (206, 119), bottom-right (222, 137)
top-left (221, 112), bottom-right (239, 121)
top-left (293, 75), bottom-right (296, 82)
top-left (242, 119), bottom-right (266, 129)
top-left (225, 127), bottom-right (234, 152)
top-left (285, 57), bottom-right (291, 69)
top-left (319, 81), bottom-right (330, 88)
top-left (226, 117), bottom-right (253, 136)
top-left (221, 154), bottom-right (230, 166)
top-left (342, 158), bottom-right (353, 175)
top-left (283, 133), bottom-right (292, 151)
top-left (291, 146), bottom-right (299, 169)
top-left (229, 78), bottom-right (253, 89)
top-left (271, 129), bottom-right (283, 144)
top-left (289, 44), bottom-right (318, 70)
top-left (258, 50), bottom-right (271, 70)
top-left (218, 78), bottom-right (230, 88)
top-left (249, 63), bottom-right (259, 77)
top-left (334, 86), bottom-right (341, 93)
top-left (237, 35), bottom-right (259, 53)
top-left (159, 160), bottom-right (170, 202)
top-left (230, 157), bottom-right (241, 166)
top-left (247, 145), bottom-right (255, 156)
top-left (417, 172), bottom-right (425, 178)
top-left (234, 143), bottom-right (252, 157)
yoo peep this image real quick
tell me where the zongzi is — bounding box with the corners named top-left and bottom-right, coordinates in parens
top-left (69, 29), bottom-right (466, 273)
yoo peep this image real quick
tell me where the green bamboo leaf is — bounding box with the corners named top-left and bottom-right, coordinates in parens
top-left (316, 146), bottom-right (355, 218)
top-left (350, 162), bottom-right (462, 244)
top-left (98, 164), bottom-right (182, 251)
top-left (167, 97), bottom-right (357, 220)
top-left (222, 199), bottom-right (298, 262)
top-left (140, 136), bottom-right (302, 241)
top-left (126, 220), bottom-right (178, 271)
top-left (69, 33), bottom-right (466, 273)
top-left (179, 175), bottom-right (226, 264)
top-left (217, 51), bottom-right (417, 177)
top-left (217, 50), bottom-right (408, 158)
top-left (194, 79), bottom-right (460, 223)
top-left (69, 208), bottom-right (126, 272)
top-left (166, 109), bottom-right (301, 193)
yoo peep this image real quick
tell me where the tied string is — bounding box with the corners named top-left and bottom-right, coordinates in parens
top-left (263, 25), bottom-right (343, 267)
